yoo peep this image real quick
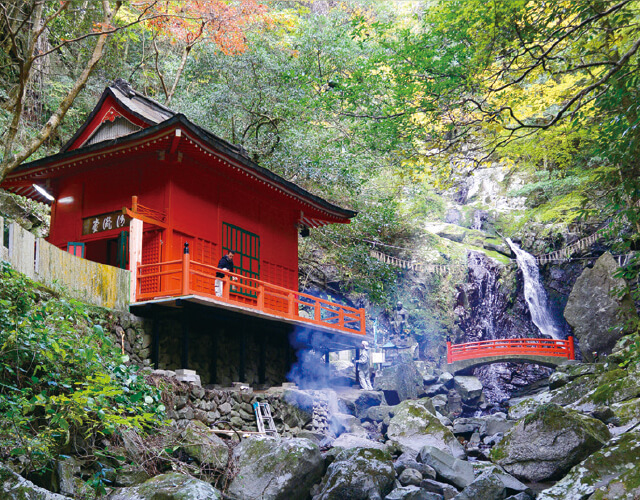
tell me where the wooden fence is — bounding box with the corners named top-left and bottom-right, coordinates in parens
top-left (0, 216), bottom-right (130, 310)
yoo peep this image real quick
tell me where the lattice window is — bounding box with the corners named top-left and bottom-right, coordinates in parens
top-left (140, 230), bottom-right (161, 294)
top-left (194, 237), bottom-right (218, 266)
top-left (192, 237), bottom-right (218, 296)
top-left (222, 223), bottom-right (259, 298)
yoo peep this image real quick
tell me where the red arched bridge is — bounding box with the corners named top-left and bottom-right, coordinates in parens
top-left (446, 337), bottom-right (576, 375)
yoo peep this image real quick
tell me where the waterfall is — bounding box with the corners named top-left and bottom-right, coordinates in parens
top-left (506, 239), bottom-right (563, 339)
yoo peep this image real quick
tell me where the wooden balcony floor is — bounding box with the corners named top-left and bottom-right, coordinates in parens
top-left (130, 294), bottom-right (371, 351)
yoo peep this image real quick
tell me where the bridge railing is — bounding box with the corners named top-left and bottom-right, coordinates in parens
top-left (447, 337), bottom-right (575, 364)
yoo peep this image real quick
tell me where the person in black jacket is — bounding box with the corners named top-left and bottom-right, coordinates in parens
top-left (215, 251), bottom-right (234, 297)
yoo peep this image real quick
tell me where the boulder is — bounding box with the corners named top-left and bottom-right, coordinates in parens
top-left (366, 404), bottom-right (396, 423)
top-left (394, 453), bottom-right (436, 480)
top-left (505, 494), bottom-right (534, 500)
top-left (332, 412), bottom-right (368, 437)
top-left (491, 403), bottom-right (611, 482)
top-left (588, 463), bottom-right (640, 500)
top-left (414, 361), bottom-right (439, 384)
top-left (398, 468), bottom-right (422, 487)
top-left (563, 252), bottom-right (638, 361)
top-left (227, 436), bottom-right (324, 500)
top-left (471, 465), bottom-right (533, 497)
top-left (537, 430), bottom-right (640, 500)
top-left (0, 465), bottom-right (68, 499)
top-left (548, 371), bottom-right (569, 390)
top-left (337, 390), bottom-right (385, 418)
top-left (108, 472), bottom-right (221, 499)
top-left (453, 472), bottom-right (505, 500)
top-left (180, 420), bottom-right (229, 467)
top-left (417, 445), bottom-right (474, 489)
top-left (438, 372), bottom-right (454, 389)
top-left (385, 486), bottom-right (442, 500)
top-left (453, 376), bottom-right (483, 403)
top-left (424, 384), bottom-right (446, 397)
top-left (313, 448), bottom-right (395, 500)
top-left (331, 433), bottom-right (386, 450)
top-left (569, 367), bottom-right (640, 409)
top-left (611, 397), bottom-right (640, 425)
top-left (387, 399), bottom-right (464, 458)
top-left (374, 362), bottom-right (424, 405)
top-left (507, 395), bottom-right (547, 421)
top-left (419, 478), bottom-right (459, 499)
top-left (453, 414), bottom-right (514, 438)
top-left (420, 479), bottom-right (459, 500)
top-left (114, 465), bottom-right (152, 487)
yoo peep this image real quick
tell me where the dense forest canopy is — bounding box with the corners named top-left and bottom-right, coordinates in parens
top-left (1, 0), bottom-right (639, 307)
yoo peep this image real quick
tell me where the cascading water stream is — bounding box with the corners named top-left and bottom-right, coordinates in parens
top-left (506, 238), bottom-right (563, 339)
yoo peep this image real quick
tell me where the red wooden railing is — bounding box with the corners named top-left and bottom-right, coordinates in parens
top-left (447, 337), bottom-right (575, 364)
top-left (135, 250), bottom-right (366, 335)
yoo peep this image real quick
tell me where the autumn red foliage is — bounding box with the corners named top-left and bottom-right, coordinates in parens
top-left (138, 0), bottom-right (270, 55)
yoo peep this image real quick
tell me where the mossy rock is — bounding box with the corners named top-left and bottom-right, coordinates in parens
top-left (548, 371), bottom-right (602, 406)
top-left (227, 436), bottom-right (324, 500)
top-left (0, 464), bottom-right (68, 499)
top-left (571, 368), bottom-right (640, 409)
top-left (556, 362), bottom-right (606, 379)
top-left (508, 392), bottom-right (552, 421)
top-left (313, 447), bottom-right (395, 500)
top-left (491, 403), bottom-right (610, 482)
top-left (107, 472), bottom-right (221, 500)
top-left (180, 420), bottom-right (229, 468)
top-left (589, 458), bottom-right (640, 500)
top-left (537, 431), bottom-right (640, 499)
top-left (386, 399), bottom-right (465, 458)
top-left (611, 397), bottom-right (640, 426)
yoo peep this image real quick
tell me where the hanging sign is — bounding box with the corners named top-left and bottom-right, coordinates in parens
top-left (82, 210), bottom-right (130, 235)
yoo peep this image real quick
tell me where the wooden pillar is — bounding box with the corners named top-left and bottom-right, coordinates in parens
top-left (324, 351), bottom-right (330, 364)
top-left (182, 242), bottom-right (190, 296)
top-left (355, 348), bottom-right (360, 383)
top-left (210, 329), bottom-right (218, 384)
top-left (129, 218), bottom-right (143, 303)
top-left (239, 329), bottom-right (246, 382)
top-left (181, 308), bottom-right (189, 369)
top-left (285, 331), bottom-right (292, 377)
top-left (152, 317), bottom-right (160, 370)
top-left (446, 341), bottom-right (452, 364)
top-left (258, 332), bottom-right (266, 385)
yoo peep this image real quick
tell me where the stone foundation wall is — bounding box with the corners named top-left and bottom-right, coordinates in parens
top-left (155, 316), bottom-right (292, 387)
top-left (99, 311), bottom-right (293, 388)
top-left (100, 310), bottom-right (153, 366)
top-left (148, 373), bottom-right (311, 436)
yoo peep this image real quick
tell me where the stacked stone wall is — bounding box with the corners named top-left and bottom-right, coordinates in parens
top-left (148, 374), bottom-right (311, 436)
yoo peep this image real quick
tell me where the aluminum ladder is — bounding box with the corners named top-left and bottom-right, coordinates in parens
top-left (253, 401), bottom-right (277, 435)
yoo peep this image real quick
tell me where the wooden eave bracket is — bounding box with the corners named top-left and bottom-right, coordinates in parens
top-left (123, 207), bottom-right (168, 229)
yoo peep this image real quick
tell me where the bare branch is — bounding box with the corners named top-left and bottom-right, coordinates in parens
top-left (0, 0), bottom-right (122, 180)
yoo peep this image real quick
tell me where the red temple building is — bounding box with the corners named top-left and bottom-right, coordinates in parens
top-left (2, 79), bottom-right (366, 386)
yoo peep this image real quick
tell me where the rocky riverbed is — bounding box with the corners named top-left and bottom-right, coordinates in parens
top-left (2, 329), bottom-right (638, 499)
